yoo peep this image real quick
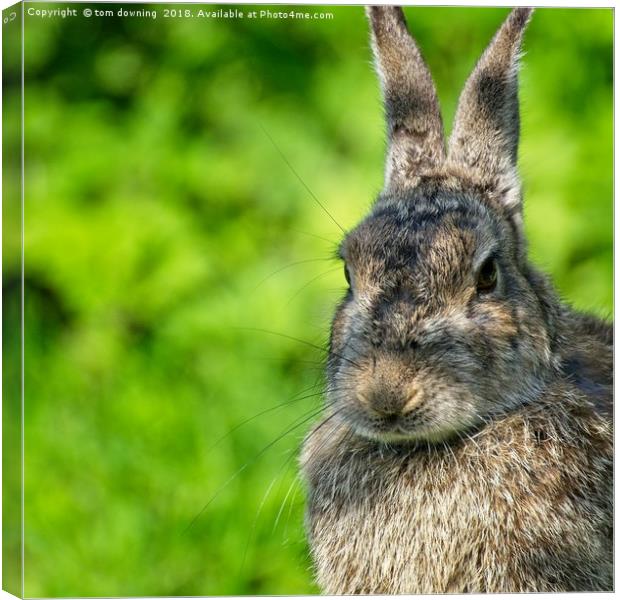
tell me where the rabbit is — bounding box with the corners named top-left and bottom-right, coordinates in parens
top-left (300, 6), bottom-right (612, 594)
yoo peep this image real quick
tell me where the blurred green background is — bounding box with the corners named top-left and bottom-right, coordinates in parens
top-left (2, 3), bottom-right (612, 596)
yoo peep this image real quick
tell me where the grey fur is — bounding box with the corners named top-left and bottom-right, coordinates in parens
top-left (301, 6), bottom-right (612, 594)
top-left (367, 6), bottom-right (446, 188)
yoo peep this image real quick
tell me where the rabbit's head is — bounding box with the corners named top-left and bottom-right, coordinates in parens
top-left (328, 6), bottom-right (558, 443)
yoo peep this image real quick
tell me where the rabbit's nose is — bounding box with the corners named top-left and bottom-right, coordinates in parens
top-left (357, 354), bottom-right (416, 417)
top-left (367, 388), bottom-right (408, 418)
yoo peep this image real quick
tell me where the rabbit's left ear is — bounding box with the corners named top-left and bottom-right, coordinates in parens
top-left (448, 8), bottom-right (533, 222)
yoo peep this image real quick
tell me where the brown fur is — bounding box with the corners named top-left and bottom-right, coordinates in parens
top-left (301, 6), bottom-right (612, 594)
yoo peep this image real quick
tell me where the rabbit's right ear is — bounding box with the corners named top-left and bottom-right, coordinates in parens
top-left (367, 6), bottom-right (446, 191)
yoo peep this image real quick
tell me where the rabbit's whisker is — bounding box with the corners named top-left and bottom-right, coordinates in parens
top-left (253, 256), bottom-right (338, 292)
top-left (240, 405), bottom-right (347, 577)
top-left (244, 355), bottom-right (327, 367)
top-left (204, 388), bottom-right (328, 456)
top-left (183, 404), bottom-right (328, 534)
top-left (259, 122), bottom-right (346, 234)
top-left (292, 228), bottom-right (341, 248)
top-left (238, 474), bottom-right (281, 580)
top-left (238, 327), bottom-right (362, 370)
top-left (286, 266), bottom-right (342, 306)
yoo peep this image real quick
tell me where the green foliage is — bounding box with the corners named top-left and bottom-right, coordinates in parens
top-left (6, 4), bottom-right (612, 596)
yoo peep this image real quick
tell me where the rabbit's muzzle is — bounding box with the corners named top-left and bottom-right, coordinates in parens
top-left (356, 355), bottom-right (422, 419)
top-left (327, 293), bottom-right (537, 443)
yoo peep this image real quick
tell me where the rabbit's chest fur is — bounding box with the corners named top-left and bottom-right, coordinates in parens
top-left (301, 384), bottom-right (612, 594)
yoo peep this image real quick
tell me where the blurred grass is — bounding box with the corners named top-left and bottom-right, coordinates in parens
top-left (2, 4), bottom-right (612, 596)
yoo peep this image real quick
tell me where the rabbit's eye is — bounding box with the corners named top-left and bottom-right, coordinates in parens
top-left (476, 258), bottom-right (498, 294)
top-left (344, 265), bottom-right (352, 287)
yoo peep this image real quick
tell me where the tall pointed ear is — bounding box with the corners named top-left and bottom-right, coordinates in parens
top-left (448, 8), bottom-right (533, 220)
top-left (367, 6), bottom-right (446, 191)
